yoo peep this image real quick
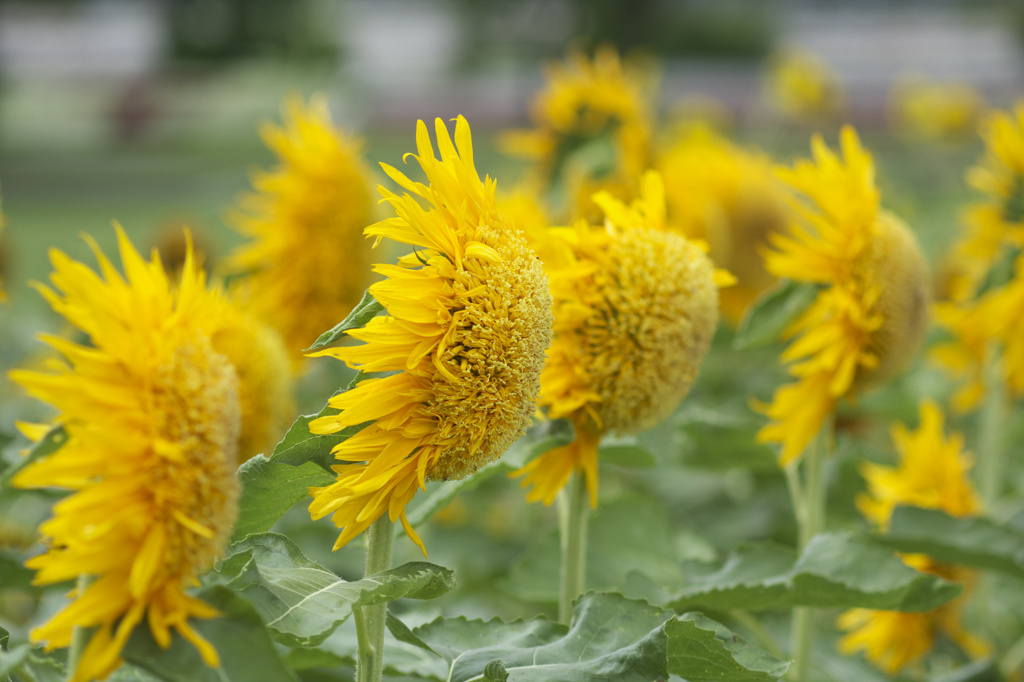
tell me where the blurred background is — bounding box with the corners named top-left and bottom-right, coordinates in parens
top-left (3, 0), bottom-right (1024, 300)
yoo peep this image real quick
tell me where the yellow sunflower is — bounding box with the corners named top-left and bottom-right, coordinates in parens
top-left (888, 76), bottom-right (983, 143)
top-left (947, 103), bottom-right (1024, 300)
top-left (501, 46), bottom-right (656, 223)
top-left (513, 171), bottom-right (724, 507)
top-left (11, 227), bottom-right (240, 682)
top-left (305, 116), bottom-right (553, 555)
top-left (933, 253), bottom-right (1024, 412)
top-left (763, 49), bottom-right (844, 123)
top-left (656, 124), bottom-right (789, 322)
top-left (225, 94), bottom-right (376, 364)
top-left (838, 401), bottom-right (988, 674)
top-left (757, 127), bottom-right (929, 464)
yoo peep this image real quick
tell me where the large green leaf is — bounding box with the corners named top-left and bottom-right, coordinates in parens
top-left (218, 532), bottom-right (454, 648)
top-left (733, 279), bottom-right (818, 350)
top-left (121, 585), bottom-right (298, 682)
top-left (878, 506), bottom-right (1024, 579)
top-left (0, 426), bottom-right (67, 490)
top-left (667, 614), bottom-right (790, 682)
top-left (306, 290), bottom-right (385, 351)
top-left (267, 409), bottom-right (368, 473)
top-left (387, 592), bottom-right (787, 682)
top-left (671, 532), bottom-right (961, 612)
top-left (231, 456), bottom-right (335, 543)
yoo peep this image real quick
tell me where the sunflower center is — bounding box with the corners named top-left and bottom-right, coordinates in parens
top-left (424, 228), bottom-right (552, 482)
top-left (150, 335), bottom-right (240, 579)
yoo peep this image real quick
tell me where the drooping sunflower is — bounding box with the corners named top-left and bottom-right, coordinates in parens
top-left (513, 171), bottom-right (725, 507)
top-left (932, 253), bottom-right (1024, 412)
top-left (656, 124), bottom-right (790, 322)
top-left (501, 46), bottom-right (656, 223)
top-left (11, 228), bottom-right (240, 682)
top-left (306, 116), bottom-right (553, 555)
top-left (757, 127), bottom-right (929, 464)
top-left (838, 401), bottom-right (988, 674)
top-left (947, 103), bottom-right (1024, 300)
top-left (225, 94), bottom-right (376, 363)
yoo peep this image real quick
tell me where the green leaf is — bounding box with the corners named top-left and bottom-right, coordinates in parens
top-left (403, 419), bottom-right (574, 530)
top-left (0, 644), bottom-right (31, 679)
top-left (0, 426), bottom-right (68, 490)
top-left (0, 625), bottom-right (8, 648)
top-left (387, 592), bottom-right (787, 682)
top-left (733, 279), bottom-right (818, 350)
top-left (671, 532), bottom-right (962, 612)
top-left (121, 585), bottom-right (298, 682)
top-left (878, 506), bottom-right (1024, 579)
top-left (667, 613), bottom-right (790, 681)
top-left (306, 290), bottom-right (384, 351)
top-left (218, 533), bottom-right (455, 648)
top-left (930, 658), bottom-right (1000, 682)
top-left (268, 409), bottom-right (367, 473)
top-left (0, 550), bottom-right (35, 591)
top-left (231, 456), bottom-right (335, 543)
top-left (676, 405), bottom-right (778, 471)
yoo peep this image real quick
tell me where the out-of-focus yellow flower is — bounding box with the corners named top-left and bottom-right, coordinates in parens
top-left (763, 49), bottom-right (844, 122)
top-left (889, 76), bottom-right (983, 142)
top-left (306, 117), bottom-right (552, 555)
top-left (513, 171), bottom-right (722, 507)
top-left (11, 227), bottom-right (239, 682)
top-left (501, 46), bottom-right (657, 222)
top-left (947, 103), bottom-right (1024, 300)
top-left (933, 253), bottom-right (1024, 412)
top-left (757, 127), bottom-right (929, 464)
top-left (657, 124), bottom-right (789, 322)
top-left (226, 94), bottom-right (376, 366)
top-left (838, 401), bottom-right (988, 674)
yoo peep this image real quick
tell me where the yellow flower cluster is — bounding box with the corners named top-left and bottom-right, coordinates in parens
top-left (838, 401), bottom-right (987, 674)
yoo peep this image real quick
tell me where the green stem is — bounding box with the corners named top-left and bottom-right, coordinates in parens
top-left (558, 471), bottom-right (590, 626)
top-left (355, 515), bottom-right (395, 682)
top-left (978, 353), bottom-right (1008, 512)
top-left (1000, 629), bottom-right (1024, 678)
top-left (788, 426), bottom-right (829, 682)
top-left (66, 575), bottom-right (93, 681)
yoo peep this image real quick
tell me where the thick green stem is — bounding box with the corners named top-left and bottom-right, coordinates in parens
top-left (978, 354), bottom-right (1008, 512)
top-left (355, 515), bottom-right (395, 682)
top-left (66, 574), bottom-right (94, 681)
top-left (558, 471), bottom-right (590, 626)
top-left (788, 427), bottom-right (829, 682)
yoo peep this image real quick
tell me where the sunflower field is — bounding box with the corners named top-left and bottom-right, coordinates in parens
top-left (4, 19), bottom-right (1024, 682)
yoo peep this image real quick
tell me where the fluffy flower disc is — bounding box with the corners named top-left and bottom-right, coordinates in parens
top-left (307, 116), bottom-right (553, 555)
top-left (515, 173), bottom-right (721, 507)
top-left (226, 95), bottom-right (376, 364)
top-left (11, 228), bottom-right (240, 682)
top-left (757, 127), bottom-right (929, 464)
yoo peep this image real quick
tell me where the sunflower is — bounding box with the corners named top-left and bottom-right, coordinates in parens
top-left (501, 46), bottom-right (656, 223)
top-left (838, 401), bottom-right (988, 674)
top-left (657, 124), bottom-right (789, 322)
top-left (888, 76), bottom-right (983, 143)
top-left (305, 116), bottom-right (553, 555)
top-left (513, 171), bottom-right (723, 507)
top-left (225, 94), bottom-right (376, 364)
top-left (763, 49), bottom-right (844, 123)
top-left (933, 253), bottom-right (1024, 412)
top-left (10, 227), bottom-right (240, 682)
top-left (947, 103), bottom-right (1024, 299)
top-left (757, 127), bottom-right (929, 464)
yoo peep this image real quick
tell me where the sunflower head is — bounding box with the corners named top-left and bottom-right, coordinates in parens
top-left (764, 49), bottom-right (844, 122)
top-left (225, 94), bottom-right (376, 363)
top-left (889, 77), bottom-right (982, 142)
top-left (10, 227), bottom-right (239, 681)
top-left (515, 171), bottom-right (722, 506)
top-left (306, 116), bottom-right (552, 553)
